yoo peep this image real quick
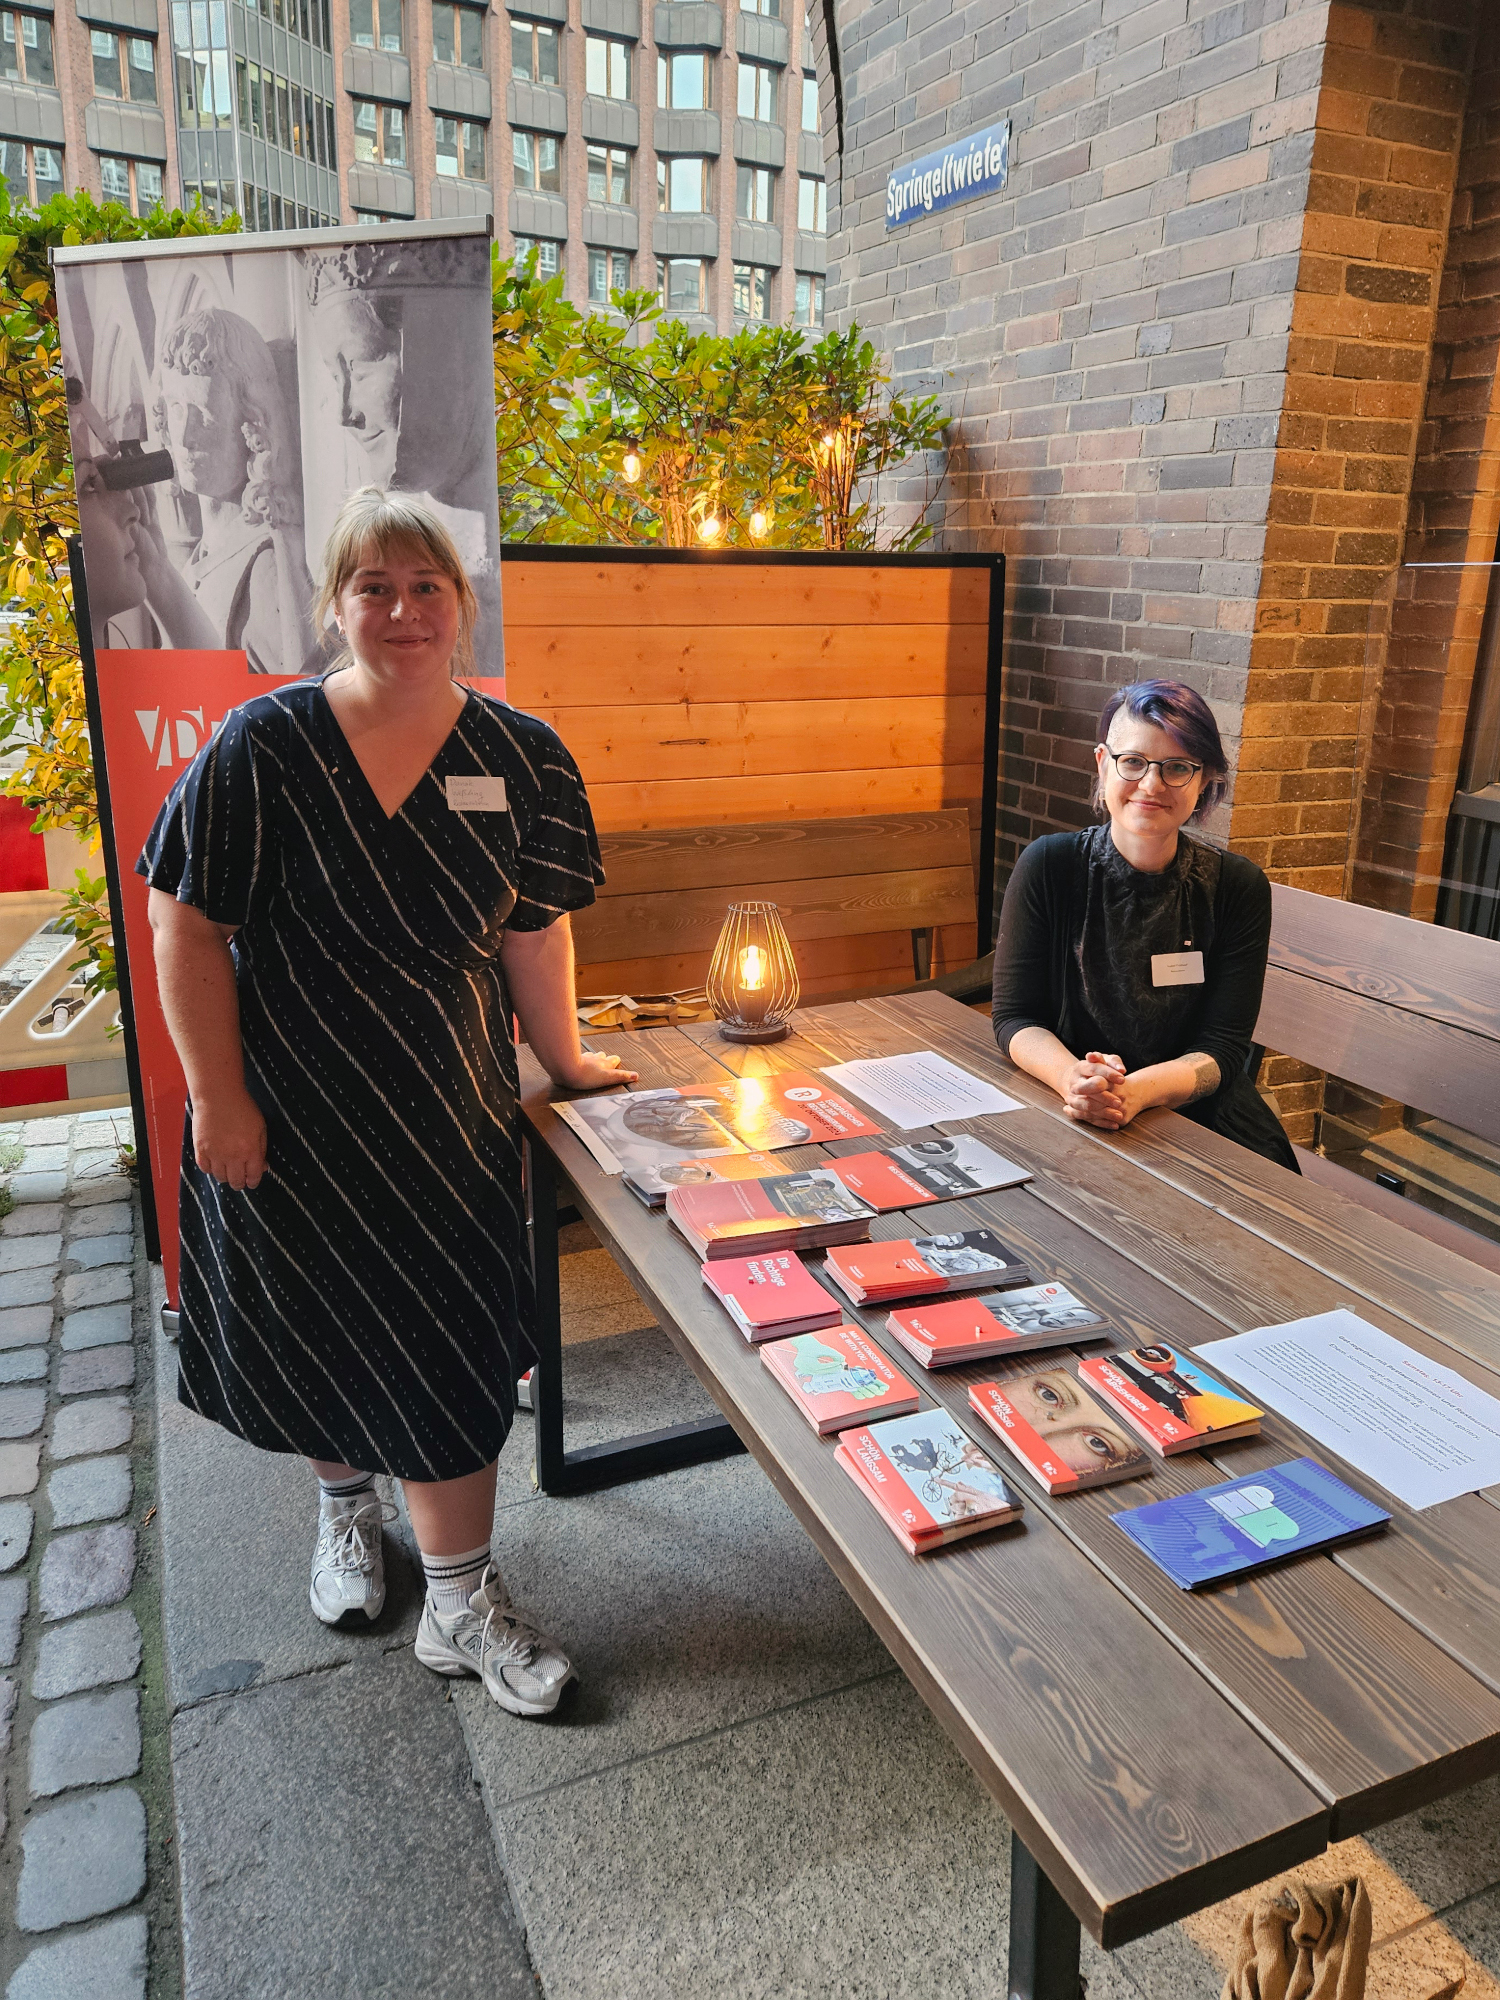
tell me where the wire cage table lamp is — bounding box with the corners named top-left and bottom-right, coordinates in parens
top-left (706, 902), bottom-right (800, 1043)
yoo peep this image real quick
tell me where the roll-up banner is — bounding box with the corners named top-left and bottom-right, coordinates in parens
top-left (55, 219), bottom-right (504, 1307)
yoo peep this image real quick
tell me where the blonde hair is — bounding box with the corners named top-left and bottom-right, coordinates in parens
top-left (314, 486), bottom-right (479, 678)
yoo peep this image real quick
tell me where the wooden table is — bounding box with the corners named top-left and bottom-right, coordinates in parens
top-left (519, 990), bottom-right (1500, 2000)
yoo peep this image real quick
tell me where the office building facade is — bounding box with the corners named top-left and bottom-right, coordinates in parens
top-left (2, 0), bottom-right (831, 327)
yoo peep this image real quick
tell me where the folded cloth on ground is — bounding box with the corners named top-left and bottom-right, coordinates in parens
top-left (1221, 1876), bottom-right (1371, 2000)
top-left (577, 991), bottom-right (714, 1029)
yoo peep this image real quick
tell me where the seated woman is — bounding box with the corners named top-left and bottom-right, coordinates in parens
top-left (991, 678), bottom-right (1298, 1171)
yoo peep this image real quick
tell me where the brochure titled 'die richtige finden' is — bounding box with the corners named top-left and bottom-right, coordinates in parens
top-left (1112, 1457), bottom-right (1389, 1590)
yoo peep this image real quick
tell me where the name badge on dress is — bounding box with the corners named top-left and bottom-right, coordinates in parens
top-left (1151, 950), bottom-right (1205, 987)
top-left (446, 775), bottom-right (508, 813)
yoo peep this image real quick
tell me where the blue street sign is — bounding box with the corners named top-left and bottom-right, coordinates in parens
top-left (885, 120), bottom-right (1011, 229)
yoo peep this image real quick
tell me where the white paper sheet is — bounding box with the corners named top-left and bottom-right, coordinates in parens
top-left (819, 1052), bottom-right (1024, 1130)
top-left (1197, 1309), bottom-right (1500, 1510)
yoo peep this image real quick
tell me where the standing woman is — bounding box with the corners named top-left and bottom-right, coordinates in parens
top-left (141, 486), bottom-right (633, 1717)
top-left (991, 678), bottom-right (1297, 1171)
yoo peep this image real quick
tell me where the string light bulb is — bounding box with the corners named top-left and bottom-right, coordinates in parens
top-left (748, 503), bottom-right (770, 540)
top-left (621, 441), bottom-right (642, 483)
top-left (697, 510), bottom-right (723, 543)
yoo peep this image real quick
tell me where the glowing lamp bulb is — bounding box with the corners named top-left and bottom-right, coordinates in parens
top-left (697, 512), bottom-right (723, 543)
top-left (621, 447), bottom-right (642, 483)
top-left (821, 431), bottom-right (836, 452)
top-left (749, 506), bottom-right (769, 540)
top-left (738, 944), bottom-right (767, 991)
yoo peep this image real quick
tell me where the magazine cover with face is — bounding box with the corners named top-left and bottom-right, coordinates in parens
top-left (555, 1088), bottom-right (747, 1175)
top-left (969, 1370), bottom-right (1151, 1492)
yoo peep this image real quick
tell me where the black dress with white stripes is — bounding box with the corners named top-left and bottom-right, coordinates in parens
top-left (138, 678), bottom-right (603, 1480)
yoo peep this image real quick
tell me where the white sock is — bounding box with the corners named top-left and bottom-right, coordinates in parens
top-left (423, 1542), bottom-right (491, 1618)
top-left (318, 1471), bottom-right (375, 1510)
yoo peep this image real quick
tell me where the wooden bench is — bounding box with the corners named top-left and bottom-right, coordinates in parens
top-left (1254, 881), bottom-right (1500, 1276)
top-left (572, 808), bottom-right (983, 990)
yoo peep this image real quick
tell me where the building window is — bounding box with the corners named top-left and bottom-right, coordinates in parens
top-left (91, 30), bottom-right (157, 103)
top-left (657, 155), bottom-right (708, 211)
top-left (793, 271), bottom-right (823, 327)
top-left (736, 164), bottom-right (773, 222)
top-left (657, 256), bottom-right (707, 314)
top-left (511, 19), bottom-right (557, 84)
top-left (0, 11), bottom-right (54, 86)
top-left (801, 72), bottom-right (818, 133)
top-left (434, 115), bottom-right (484, 178)
top-left (0, 139), bottom-right (61, 204)
top-left (432, 1), bottom-right (482, 68)
top-left (349, 0), bottom-right (401, 50)
top-left (657, 51), bottom-right (709, 111)
top-left (587, 143), bottom-right (631, 204)
top-left (797, 175), bottom-right (825, 232)
top-left (173, 3), bottom-right (233, 132)
top-left (588, 247), bottom-right (631, 302)
top-left (231, 0), bottom-right (331, 52)
top-left (732, 262), bottom-right (771, 319)
top-left (741, 0), bottom-right (779, 13)
top-left (737, 60), bottom-right (776, 122)
top-left (584, 34), bottom-right (629, 100)
top-left (98, 153), bottom-right (163, 214)
top-left (235, 59), bottom-right (332, 164)
top-left (513, 234), bottom-right (561, 277)
top-left (512, 129), bottom-right (560, 191)
top-left (353, 98), bottom-right (405, 165)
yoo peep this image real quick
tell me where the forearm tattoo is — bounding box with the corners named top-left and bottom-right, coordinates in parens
top-left (1184, 1053), bottom-right (1220, 1103)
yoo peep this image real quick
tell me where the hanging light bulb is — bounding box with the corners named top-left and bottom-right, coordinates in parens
top-left (697, 509), bottom-right (723, 543)
top-left (621, 439), bottom-right (643, 483)
top-left (748, 502), bottom-right (770, 541)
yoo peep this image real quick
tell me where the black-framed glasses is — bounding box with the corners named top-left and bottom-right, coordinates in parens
top-left (1104, 750), bottom-right (1202, 788)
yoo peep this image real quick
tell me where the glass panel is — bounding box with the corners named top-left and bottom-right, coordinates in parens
top-left (378, 0), bottom-right (401, 51)
top-left (0, 21), bottom-right (19, 85)
top-left (798, 175), bottom-right (824, 231)
top-left (667, 156), bottom-right (703, 208)
top-left (0, 141), bottom-right (26, 203)
top-left (210, 49), bottom-right (232, 125)
top-left (353, 97), bottom-right (378, 161)
top-left (536, 22), bottom-right (557, 83)
top-left (276, 79), bottom-right (290, 145)
top-left (586, 142), bottom-right (606, 202)
top-left (99, 154), bottom-right (131, 202)
top-left (537, 133), bottom-right (558, 190)
top-left (23, 13), bottom-right (52, 84)
top-left (666, 258), bottom-right (701, 311)
top-left (93, 28), bottom-right (123, 98)
top-left (129, 37), bottom-right (157, 103)
top-left (588, 246), bottom-right (608, 303)
top-left (32, 145), bottom-right (62, 201)
top-left (434, 114), bottom-right (456, 175)
top-left (461, 119), bottom-right (483, 176)
top-left (510, 20), bottom-right (530, 78)
top-left (512, 128), bottom-right (533, 185)
top-left (458, 5), bottom-right (480, 66)
top-left (801, 73), bottom-right (818, 132)
top-left (384, 103), bottom-right (404, 164)
top-left (610, 146), bottom-right (628, 202)
top-left (349, 0), bottom-right (373, 45)
top-left (208, 1), bottom-right (226, 46)
top-left (172, 3), bottom-right (190, 52)
top-left (611, 251), bottom-right (630, 289)
top-left (668, 52), bottom-right (705, 109)
top-left (248, 64), bottom-right (263, 138)
top-left (737, 164), bottom-right (771, 220)
top-left (137, 159), bottom-right (163, 207)
top-left (431, 1), bottom-right (452, 63)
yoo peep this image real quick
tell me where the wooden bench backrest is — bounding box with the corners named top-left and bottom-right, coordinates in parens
top-left (571, 810), bottom-right (976, 970)
top-left (1255, 882), bottom-right (1500, 1147)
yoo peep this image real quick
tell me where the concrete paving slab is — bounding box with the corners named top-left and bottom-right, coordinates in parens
top-left (0, 1350), bottom-right (47, 1384)
top-left (156, 1332), bottom-right (422, 1704)
top-left (0, 1270), bottom-right (55, 1310)
top-left (6, 1174), bottom-right (66, 1205)
top-left (65, 1202), bottom-right (133, 1239)
top-left (0, 1203), bottom-right (63, 1237)
top-left (47, 1453), bottom-right (132, 1526)
top-left (61, 1268), bottom-right (132, 1310)
top-left (0, 1440), bottom-right (41, 1495)
top-left (63, 1235), bottom-right (133, 1271)
top-left (0, 1307), bottom-right (51, 1351)
top-left (0, 1235), bottom-right (61, 1273)
top-left (50, 1395), bottom-right (131, 1460)
top-left (32, 1608), bottom-right (143, 1700)
top-left (57, 1347), bottom-right (135, 1396)
top-left (60, 1305), bottom-right (132, 1351)
top-left (28, 1686), bottom-right (141, 1796)
top-left (465, 1449), bottom-right (890, 1807)
top-left (16, 1786), bottom-right (146, 1930)
top-left (68, 1175), bottom-right (133, 1207)
top-left (38, 1524), bottom-right (134, 1619)
top-left (171, 1648), bottom-right (536, 2000)
top-left (0, 1387), bottom-right (45, 1439)
top-left (6, 1912), bottom-right (148, 2000)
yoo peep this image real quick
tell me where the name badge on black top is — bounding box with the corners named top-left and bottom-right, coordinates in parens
top-left (446, 775), bottom-right (508, 812)
top-left (1151, 950), bottom-right (1204, 987)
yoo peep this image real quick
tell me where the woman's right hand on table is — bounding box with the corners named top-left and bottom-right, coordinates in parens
top-left (192, 1092), bottom-right (268, 1190)
top-left (1061, 1053), bottom-right (1127, 1128)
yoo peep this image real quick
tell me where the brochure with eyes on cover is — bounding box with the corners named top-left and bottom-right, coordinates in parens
top-left (968, 1372), bottom-right (1152, 1493)
top-left (835, 1407), bottom-right (1023, 1555)
top-left (1111, 1458), bottom-right (1389, 1590)
top-left (760, 1325), bottom-right (920, 1434)
top-left (1077, 1345), bottom-right (1263, 1454)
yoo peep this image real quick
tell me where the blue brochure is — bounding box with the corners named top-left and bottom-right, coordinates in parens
top-left (1112, 1458), bottom-right (1390, 1591)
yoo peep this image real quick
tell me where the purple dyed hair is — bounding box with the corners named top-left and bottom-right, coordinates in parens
top-left (1093, 678), bottom-right (1230, 820)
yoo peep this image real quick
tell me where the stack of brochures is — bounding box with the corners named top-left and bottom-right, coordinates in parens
top-left (1078, 1346), bottom-right (1263, 1455)
top-left (1112, 1458), bottom-right (1388, 1589)
top-left (886, 1281), bottom-right (1106, 1369)
top-left (701, 1251), bottom-right (845, 1343)
top-left (823, 1137), bottom-right (1031, 1210)
top-left (968, 1372), bottom-right (1152, 1493)
top-left (834, 1408), bottom-right (1023, 1556)
top-left (666, 1170), bottom-right (876, 1259)
top-left (824, 1230), bottom-right (1031, 1308)
top-left (622, 1152), bottom-right (786, 1209)
top-left (760, 1325), bottom-right (920, 1435)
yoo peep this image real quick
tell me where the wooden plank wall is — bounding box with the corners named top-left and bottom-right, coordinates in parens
top-left (501, 557), bottom-right (993, 1000)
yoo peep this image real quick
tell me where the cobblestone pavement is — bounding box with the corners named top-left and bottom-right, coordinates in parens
top-left (0, 1110), bottom-right (176, 2000)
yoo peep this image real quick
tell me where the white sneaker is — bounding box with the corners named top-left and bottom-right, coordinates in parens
top-left (309, 1491), bottom-right (395, 1626)
top-left (517, 1367), bottom-right (534, 1411)
top-left (414, 1564), bottom-right (575, 1717)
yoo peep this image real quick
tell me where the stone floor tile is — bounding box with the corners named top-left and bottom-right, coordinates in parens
top-left (65, 1202), bottom-right (133, 1240)
top-left (0, 1499), bottom-right (34, 1571)
top-left (16, 1787), bottom-right (147, 1930)
top-left (31, 1607), bottom-right (142, 1700)
top-left (5, 1911), bottom-right (148, 2000)
top-left (0, 1385), bottom-right (47, 1438)
top-left (58, 1347), bottom-right (135, 1396)
top-left (28, 1686), bottom-right (141, 1796)
top-left (8, 1173), bottom-right (67, 1204)
top-left (50, 1397), bottom-right (132, 1461)
top-left (69, 1175), bottom-right (134, 1207)
top-left (0, 1306), bottom-right (52, 1350)
top-left (61, 1268), bottom-right (132, 1311)
top-left (64, 1235), bottom-right (134, 1272)
top-left (47, 1454), bottom-right (132, 1526)
top-left (17, 1146), bottom-right (68, 1172)
top-left (0, 1202), bottom-right (63, 1238)
top-left (61, 1304), bottom-right (132, 1351)
top-left (171, 1651), bottom-right (534, 2000)
top-left (0, 1233), bottom-right (61, 1273)
top-left (0, 1670), bottom-right (15, 1753)
top-left (0, 1574), bottom-right (26, 1664)
top-left (39, 1523), bottom-right (135, 1620)
top-left (0, 1438), bottom-right (42, 1495)
top-left (0, 1268), bottom-right (55, 1309)
top-left (0, 1349), bottom-right (48, 1383)
top-left (19, 1119), bottom-right (71, 1142)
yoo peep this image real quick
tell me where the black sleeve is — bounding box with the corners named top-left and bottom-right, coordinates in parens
top-left (505, 727), bottom-right (606, 932)
top-left (135, 707), bottom-right (281, 929)
top-left (1192, 854), bottom-right (1272, 1086)
top-left (991, 838), bottom-right (1065, 1060)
